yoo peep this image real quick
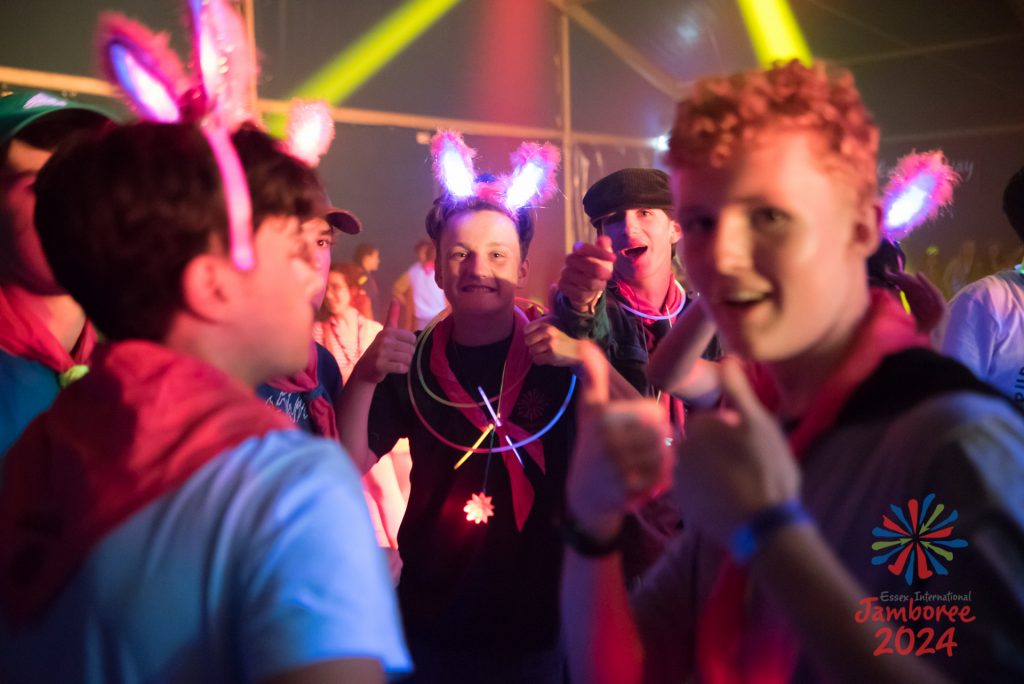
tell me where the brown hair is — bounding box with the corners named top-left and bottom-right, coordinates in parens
top-left (34, 122), bottom-right (323, 341)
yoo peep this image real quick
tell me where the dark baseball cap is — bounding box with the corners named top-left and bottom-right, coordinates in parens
top-left (0, 91), bottom-right (115, 144)
top-left (582, 168), bottom-right (674, 227)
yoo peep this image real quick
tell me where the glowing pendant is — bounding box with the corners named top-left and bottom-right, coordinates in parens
top-left (464, 492), bottom-right (495, 524)
top-left (453, 423), bottom-right (495, 470)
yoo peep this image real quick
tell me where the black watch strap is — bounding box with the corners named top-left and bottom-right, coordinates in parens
top-left (562, 515), bottom-right (624, 557)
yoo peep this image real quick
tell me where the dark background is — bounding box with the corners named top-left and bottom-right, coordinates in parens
top-left (3, 0), bottom-right (1023, 300)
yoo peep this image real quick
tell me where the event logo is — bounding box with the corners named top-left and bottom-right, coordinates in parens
top-left (870, 493), bottom-right (968, 585)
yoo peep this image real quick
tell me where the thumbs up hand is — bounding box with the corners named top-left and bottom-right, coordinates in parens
top-left (675, 357), bottom-right (801, 547)
top-left (350, 298), bottom-right (418, 384)
top-left (566, 342), bottom-right (673, 543)
top-left (558, 235), bottom-right (616, 313)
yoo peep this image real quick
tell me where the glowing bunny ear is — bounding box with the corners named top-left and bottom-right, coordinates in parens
top-left (882, 150), bottom-right (960, 241)
top-left (285, 99), bottom-right (335, 167)
top-left (503, 142), bottom-right (560, 212)
top-left (97, 13), bottom-right (186, 123)
top-left (431, 130), bottom-right (478, 199)
top-left (188, 0), bottom-right (256, 130)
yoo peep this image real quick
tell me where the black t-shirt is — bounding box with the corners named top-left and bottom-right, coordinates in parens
top-left (368, 331), bottom-right (576, 653)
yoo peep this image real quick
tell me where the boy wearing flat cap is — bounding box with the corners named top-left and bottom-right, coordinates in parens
top-left (543, 168), bottom-right (719, 583)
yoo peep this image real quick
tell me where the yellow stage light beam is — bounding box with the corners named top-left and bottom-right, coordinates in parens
top-left (736, 0), bottom-right (812, 67)
top-left (268, 0), bottom-right (461, 133)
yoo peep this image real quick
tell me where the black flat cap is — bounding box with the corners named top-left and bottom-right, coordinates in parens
top-left (582, 168), bottom-right (674, 227)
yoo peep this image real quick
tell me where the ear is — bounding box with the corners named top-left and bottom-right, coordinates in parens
top-left (851, 201), bottom-right (883, 259)
top-left (668, 217), bottom-right (682, 246)
top-left (179, 253), bottom-right (238, 324)
top-left (516, 256), bottom-right (530, 290)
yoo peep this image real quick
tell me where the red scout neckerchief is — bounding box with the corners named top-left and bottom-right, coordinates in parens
top-left (696, 289), bottom-right (930, 684)
top-left (0, 340), bottom-right (294, 628)
top-left (427, 305), bottom-right (542, 531)
top-left (613, 277), bottom-right (687, 430)
top-left (266, 340), bottom-right (339, 440)
top-left (0, 284), bottom-right (96, 380)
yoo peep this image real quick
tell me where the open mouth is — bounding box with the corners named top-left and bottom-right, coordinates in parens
top-left (620, 245), bottom-right (648, 259)
top-left (720, 292), bottom-right (770, 308)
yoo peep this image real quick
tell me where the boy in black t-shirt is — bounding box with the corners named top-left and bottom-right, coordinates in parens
top-left (336, 133), bottom-right (574, 683)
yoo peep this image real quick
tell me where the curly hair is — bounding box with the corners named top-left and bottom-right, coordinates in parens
top-left (667, 59), bottom-right (879, 206)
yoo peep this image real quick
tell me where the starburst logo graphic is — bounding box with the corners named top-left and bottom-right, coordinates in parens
top-left (871, 494), bottom-right (968, 585)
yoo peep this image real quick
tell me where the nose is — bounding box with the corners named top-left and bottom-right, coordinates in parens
top-left (624, 210), bottom-right (643, 236)
top-left (465, 251), bottom-right (489, 278)
top-left (710, 212), bottom-right (752, 275)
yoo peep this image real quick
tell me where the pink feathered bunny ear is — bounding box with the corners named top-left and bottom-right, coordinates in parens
top-left (431, 130), bottom-right (478, 199)
top-left (97, 12), bottom-right (187, 123)
top-left (881, 150), bottom-right (961, 241)
top-left (503, 142), bottom-right (560, 212)
top-left (284, 99), bottom-right (335, 167)
top-left (430, 130), bottom-right (560, 213)
top-left (96, 3), bottom-right (256, 271)
top-left (187, 0), bottom-right (257, 130)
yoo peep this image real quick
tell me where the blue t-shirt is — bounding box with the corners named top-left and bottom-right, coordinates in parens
top-left (0, 350), bottom-right (61, 458)
top-left (0, 430), bottom-right (411, 682)
top-left (255, 343), bottom-right (342, 433)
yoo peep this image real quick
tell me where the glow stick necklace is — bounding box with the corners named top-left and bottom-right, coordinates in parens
top-left (413, 316), bottom-right (528, 409)
top-left (405, 336), bottom-right (576, 457)
top-left (616, 280), bottom-right (686, 321)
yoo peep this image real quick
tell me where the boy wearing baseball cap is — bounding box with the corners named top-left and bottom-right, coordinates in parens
top-left (0, 91), bottom-right (114, 455)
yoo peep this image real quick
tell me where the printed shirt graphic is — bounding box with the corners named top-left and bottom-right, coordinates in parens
top-left (870, 493), bottom-right (968, 585)
top-left (255, 343), bottom-right (343, 431)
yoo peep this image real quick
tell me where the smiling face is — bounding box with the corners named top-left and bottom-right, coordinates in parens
top-left (598, 208), bottom-right (681, 285)
top-left (674, 129), bottom-right (879, 363)
top-left (434, 208), bottom-right (527, 318)
top-left (325, 270), bottom-right (352, 315)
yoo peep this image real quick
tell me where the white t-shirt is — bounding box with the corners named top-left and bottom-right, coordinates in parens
top-left (942, 268), bottom-right (1024, 409)
top-left (407, 262), bottom-right (447, 330)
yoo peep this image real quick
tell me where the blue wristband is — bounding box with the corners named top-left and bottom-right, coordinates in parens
top-left (729, 499), bottom-right (811, 565)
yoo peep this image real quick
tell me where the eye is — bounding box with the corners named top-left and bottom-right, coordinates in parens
top-left (490, 251), bottom-right (507, 260)
top-left (680, 215), bottom-right (715, 235)
top-left (316, 238), bottom-right (333, 248)
top-left (751, 207), bottom-right (789, 231)
top-left (450, 250), bottom-right (468, 261)
top-left (638, 209), bottom-right (654, 218)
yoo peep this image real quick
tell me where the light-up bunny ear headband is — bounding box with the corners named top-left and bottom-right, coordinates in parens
top-left (431, 130), bottom-right (560, 217)
top-left (96, 0), bottom-right (336, 270)
top-left (881, 150), bottom-right (961, 242)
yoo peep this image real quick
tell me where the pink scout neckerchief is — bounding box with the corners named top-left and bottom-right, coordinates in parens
top-left (427, 307), bottom-right (542, 531)
top-left (0, 285), bottom-right (96, 385)
top-left (696, 289), bottom-right (930, 684)
top-left (0, 340), bottom-right (294, 627)
top-left (266, 341), bottom-right (339, 440)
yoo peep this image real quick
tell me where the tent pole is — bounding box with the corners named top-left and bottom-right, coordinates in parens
top-left (560, 9), bottom-right (574, 254)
